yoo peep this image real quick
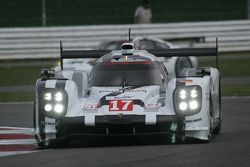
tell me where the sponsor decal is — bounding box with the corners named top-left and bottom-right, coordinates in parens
top-left (185, 118), bottom-right (202, 123)
top-left (144, 109), bottom-right (159, 112)
top-left (83, 104), bottom-right (98, 113)
top-left (106, 96), bottom-right (133, 100)
top-left (109, 100), bottom-right (133, 112)
top-left (145, 103), bottom-right (161, 109)
top-left (144, 103), bottom-right (161, 112)
top-left (99, 89), bottom-right (147, 93)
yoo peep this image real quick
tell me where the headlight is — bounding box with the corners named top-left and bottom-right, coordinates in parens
top-left (174, 86), bottom-right (202, 117)
top-left (179, 90), bottom-right (187, 99)
top-left (190, 89), bottom-right (198, 98)
top-left (44, 104), bottom-right (53, 112)
top-left (189, 100), bottom-right (199, 110)
top-left (54, 104), bottom-right (64, 113)
top-left (55, 92), bottom-right (63, 102)
top-left (41, 89), bottom-right (68, 118)
top-left (44, 93), bottom-right (52, 101)
top-left (179, 102), bottom-right (188, 111)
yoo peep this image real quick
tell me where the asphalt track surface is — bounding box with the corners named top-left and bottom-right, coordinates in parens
top-left (0, 97), bottom-right (250, 167)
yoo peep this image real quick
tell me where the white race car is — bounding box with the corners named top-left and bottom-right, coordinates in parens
top-left (34, 42), bottom-right (221, 147)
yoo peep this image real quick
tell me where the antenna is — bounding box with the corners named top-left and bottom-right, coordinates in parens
top-left (128, 28), bottom-right (131, 42)
top-left (60, 41), bottom-right (63, 70)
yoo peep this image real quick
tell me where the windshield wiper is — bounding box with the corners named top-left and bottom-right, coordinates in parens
top-left (121, 75), bottom-right (127, 92)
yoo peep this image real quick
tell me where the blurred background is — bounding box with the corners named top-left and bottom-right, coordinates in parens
top-left (0, 0), bottom-right (248, 27)
top-left (0, 0), bottom-right (250, 102)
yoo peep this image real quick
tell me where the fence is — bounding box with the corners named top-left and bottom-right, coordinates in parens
top-left (0, 19), bottom-right (250, 59)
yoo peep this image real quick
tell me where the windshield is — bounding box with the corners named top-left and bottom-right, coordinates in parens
top-left (90, 61), bottom-right (163, 86)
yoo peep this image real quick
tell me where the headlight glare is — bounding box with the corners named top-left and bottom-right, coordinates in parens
top-left (190, 89), bottom-right (198, 98)
top-left (44, 92), bottom-right (52, 101)
top-left (54, 104), bottom-right (64, 114)
top-left (174, 85), bottom-right (202, 117)
top-left (179, 89), bottom-right (187, 99)
top-left (179, 102), bottom-right (188, 111)
top-left (41, 89), bottom-right (68, 118)
top-left (55, 92), bottom-right (63, 102)
top-left (189, 100), bottom-right (199, 110)
top-left (44, 104), bottom-right (53, 112)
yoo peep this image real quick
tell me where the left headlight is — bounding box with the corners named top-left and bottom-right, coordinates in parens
top-left (173, 86), bottom-right (202, 117)
top-left (41, 89), bottom-right (68, 118)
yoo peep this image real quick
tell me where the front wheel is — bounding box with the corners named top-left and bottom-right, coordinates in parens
top-left (37, 139), bottom-right (70, 149)
top-left (213, 79), bottom-right (222, 135)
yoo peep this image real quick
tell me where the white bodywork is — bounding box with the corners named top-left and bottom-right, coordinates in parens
top-left (34, 46), bottom-right (221, 146)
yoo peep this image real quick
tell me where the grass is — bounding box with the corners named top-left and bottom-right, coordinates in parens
top-left (198, 53), bottom-right (250, 77)
top-left (0, 59), bottom-right (56, 86)
top-left (0, 92), bottom-right (34, 102)
top-left (222, 84), bottom-right (250, 97)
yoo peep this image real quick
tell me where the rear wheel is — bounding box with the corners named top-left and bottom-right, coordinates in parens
top-left (208, 95), bottom-right (214, 141)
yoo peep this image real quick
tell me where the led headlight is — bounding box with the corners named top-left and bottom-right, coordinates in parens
top-left (44, 104), bottom-right (53, 112)
top-left (189, 100), bottom-right (199, 110)
top-left (54, 92), bottom-right (63, 102)
top-left (44, 92), bottom-right (52, 101)
top-left (190, 89), bottom-right (198, 98)
top-left (174, 86), bottom-right (202, 117)
top-left (179, 89), bottom-right (187, 99)
top-left (41, 89), bottom-right (68, 118)
top-left (54, 104), bottom-right (64, 113)
top-left (179, 102), bottom-right (188, 111)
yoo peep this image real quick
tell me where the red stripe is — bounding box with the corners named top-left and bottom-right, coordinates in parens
top-left (0, 134), bottom-right (34, 140)
top-left (0, 144), bottom-right (36, 151)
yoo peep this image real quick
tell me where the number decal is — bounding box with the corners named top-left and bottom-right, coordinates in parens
top-left (109, 100), bottom-right (133, 111)
top-left (109, 100), bottom-right (119, 111)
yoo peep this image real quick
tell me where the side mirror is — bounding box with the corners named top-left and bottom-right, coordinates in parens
top-left (41, 69), bottom-right (55, 80)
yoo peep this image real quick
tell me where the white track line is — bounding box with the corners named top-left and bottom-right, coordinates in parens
top-left (0, 102), bottom-right (33, 105)
top-left (0, 126), bottom-right (34, 131)
top-left (0, 139), bottom-right (36, 145)
top-left (0, 130), bottom-right (34, 134)
top-left (0, 151), bottom-right (36, 157)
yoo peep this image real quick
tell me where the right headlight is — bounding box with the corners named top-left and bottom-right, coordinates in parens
top-left (173, 85), bottom-right (202, 117)
top-left (41, 89), bottom-right (68, 118)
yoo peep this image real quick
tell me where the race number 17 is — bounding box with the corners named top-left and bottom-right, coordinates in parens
top-left (109, 100), bottom-right (133, 111)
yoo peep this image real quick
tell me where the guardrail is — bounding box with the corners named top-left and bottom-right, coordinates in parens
top-left (0, 19), bottom-right (250, 59)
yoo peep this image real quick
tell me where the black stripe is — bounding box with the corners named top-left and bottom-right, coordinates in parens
top-left (55, 80), bottom-right (66, 89)
top-left (175, 79), bottom-right (186, 135)
top-left (36, 80), bottom-right (46, 141)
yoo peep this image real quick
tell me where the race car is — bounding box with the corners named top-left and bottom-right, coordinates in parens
top-left (34, 41), bottom-right (221, 147)
top-left (97, 37), bottom-right (198, 77)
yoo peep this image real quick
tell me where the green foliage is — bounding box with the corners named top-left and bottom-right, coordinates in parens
top-left (198, 54), bottom-right (250, 77)
top-left (222, 84), bottom-right (250, 96)
top-left (0, 59), bottom-right (55, 86)
top-left (0, 92), bottom-right (34, 102)
top-left (0, 0), bottom-right (247, 27)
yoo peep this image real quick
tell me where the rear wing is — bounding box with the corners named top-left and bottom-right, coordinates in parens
top-left (59, 39), bottom-right (219, 70)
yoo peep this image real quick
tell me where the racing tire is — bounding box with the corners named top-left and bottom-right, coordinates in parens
top-left (213, 115), bottom-right (221, 135)
top-left (213, 80), bottom-right (222, 135)
top-left (208, 95), bottom-right (214, 141)
top-left (38, 139), bottom-right (70, 149)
